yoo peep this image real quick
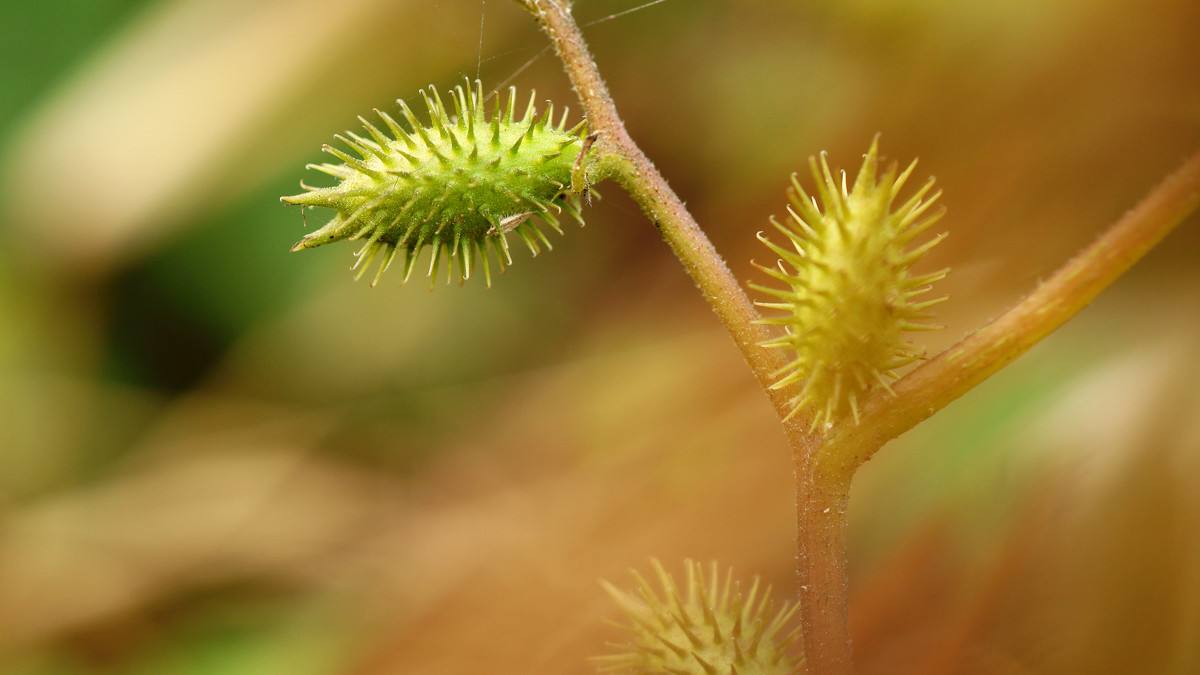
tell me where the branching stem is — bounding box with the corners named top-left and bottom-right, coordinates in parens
top-left (514, 1), bottom-right (1200, 673)
top-left (819, 149), bottom-right (1200, 483)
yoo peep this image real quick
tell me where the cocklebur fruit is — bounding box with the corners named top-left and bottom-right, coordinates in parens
top-left (282, 80), bottom-right (594, 287)
top-left (752, 137), bottom-right (949, 429)
top-left (595, 559), bottom-right (801, 675)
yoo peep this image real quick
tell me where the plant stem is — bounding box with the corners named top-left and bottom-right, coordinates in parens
top-left (514, 0), bottom-right (804, 431)
top-left (516, 1), bottom-right (847, 670)
top-left (819, 148), bottom-right (1200, 482)
top-left (794, 453), bottom-right (854, 675)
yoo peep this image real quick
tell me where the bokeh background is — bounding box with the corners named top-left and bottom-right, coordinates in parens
top-left (1, 0), bottom-right (1199, 673)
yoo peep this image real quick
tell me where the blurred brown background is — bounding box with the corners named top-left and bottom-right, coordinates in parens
top-left (0, 0), bottom-right (1198, 673)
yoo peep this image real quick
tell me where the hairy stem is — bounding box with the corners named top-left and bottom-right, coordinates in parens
top-left (514, 0), bottom-right (804, 430)
top-left (516, 0), bottom-right (846, 670)
top-left (820, 149), bottom-right (1200, 482)
top-left (795, 454), bottom-right (854, 675)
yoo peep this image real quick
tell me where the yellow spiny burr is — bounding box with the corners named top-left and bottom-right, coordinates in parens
top-left (752, 137), bottom-right (949, 431)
